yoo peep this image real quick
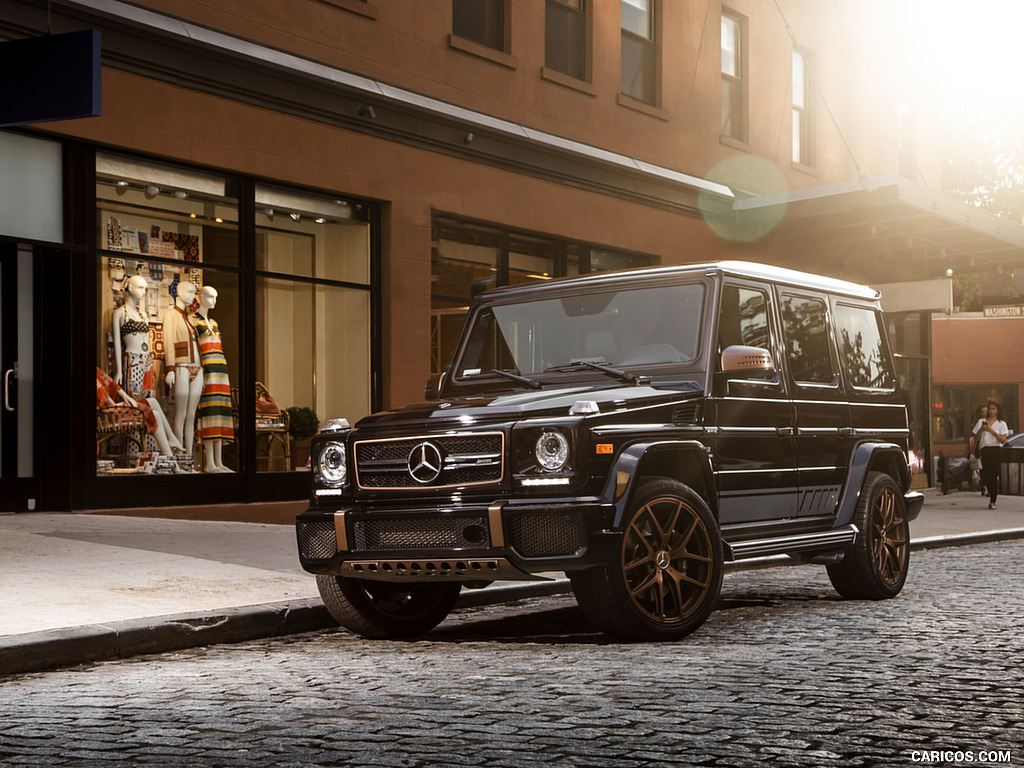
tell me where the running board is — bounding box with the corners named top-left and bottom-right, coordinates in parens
top-left (723, 524), bottom-right (859, 561)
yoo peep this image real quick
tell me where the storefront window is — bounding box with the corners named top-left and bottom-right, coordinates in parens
top-left (255, 186), bottom-right (373, 471)
top-left (96, 154), bottom-right (239, 476)
top-left (932, 385), bottom-right (1017, 444)
top-left (95, 159), bottom-right (376, 481)
top-left (430, 215), bottom-right (654, 375)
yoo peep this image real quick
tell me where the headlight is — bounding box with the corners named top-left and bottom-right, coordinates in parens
top-left (535, 430), bottom-right (569, 472)
top-left (317, 441), bottom-right (347, 485)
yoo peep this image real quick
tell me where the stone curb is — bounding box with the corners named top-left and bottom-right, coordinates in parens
top-left (4, 527), bottom-right (1023, 678)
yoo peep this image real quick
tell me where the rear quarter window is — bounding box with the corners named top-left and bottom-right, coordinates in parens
top-left (833, 303), bottom-right (895, 390)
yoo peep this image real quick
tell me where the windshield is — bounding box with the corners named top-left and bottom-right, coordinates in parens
top-left (454, 282), bottom-right (706, 381)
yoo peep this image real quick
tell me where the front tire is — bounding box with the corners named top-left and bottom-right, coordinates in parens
top-left (571, 478), bottom-right (723, 641)
top-left (827, 471), bottom-right (910, 599)
top-left (316, 575), bottom-right (461, 639)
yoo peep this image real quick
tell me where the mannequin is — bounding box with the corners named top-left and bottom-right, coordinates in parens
top-left (111, 275), bottom-right (182, 456)
top-left (163, 279), bottom-right (204, 455)
top-left (194, 286), bottom-right (235, 473)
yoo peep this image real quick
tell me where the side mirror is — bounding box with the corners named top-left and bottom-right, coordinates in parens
top-left (720, 345), bottom-right (776, 378)
top-left (424, 372), bottom-right (446, 400)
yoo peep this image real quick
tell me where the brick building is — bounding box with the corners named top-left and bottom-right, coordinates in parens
top-left (2, 0), bottom-right (1021, 513)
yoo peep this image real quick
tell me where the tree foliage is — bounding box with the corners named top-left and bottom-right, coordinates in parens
top-left (943, 105), bottom-right (1024, 223)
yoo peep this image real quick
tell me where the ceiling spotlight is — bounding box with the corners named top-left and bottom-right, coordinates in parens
top-left (359, 105), bottom-right (376, 119)
top-left (946, 268), bottom-right (954, 277)
top-left (173, 190), bottom-right (188, 200)
top-left (115, 180), bottom-right (129, 196)
top-left (315, 217), bottom-right (326, 224)
top-left (144, 185), bottom-right (160, 199)
top-left (262, 208), bottom-right (274, 220)
top-left (290, 213), bottom-right (301, 221)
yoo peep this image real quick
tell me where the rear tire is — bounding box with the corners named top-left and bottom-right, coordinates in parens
top-left (571, 478), bottom-right (723, 641)
top-left (316, 575), bottom-right (460, 639)
top-left (827, 471), bottom-right (910, 599)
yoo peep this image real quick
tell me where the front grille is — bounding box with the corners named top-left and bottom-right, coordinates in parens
top-left (355, 432), bottom-right (504, 490)
top-left (507, 511), bottom-right (586, 558)
top-left (352, 514), bottom-right (489, 551)
top-left (296, 520), bottom-right (337, 560)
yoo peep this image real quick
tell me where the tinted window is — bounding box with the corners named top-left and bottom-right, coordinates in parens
top-left (719, 285), bottom-right (769, 354)
top-left (781, 295), bottom-right (834, 384)
top-left (834, 304), bottom-right (895, 389)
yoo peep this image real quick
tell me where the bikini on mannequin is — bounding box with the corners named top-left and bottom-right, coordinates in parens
top-left (163, 279), bottom-right (204, 455)
top-left (111, 275), bottom-right (182, 456)
top-left (195, 285), bottom-right (235, 473)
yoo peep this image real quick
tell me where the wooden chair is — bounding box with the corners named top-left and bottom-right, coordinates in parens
top-left (96, 404), bottom-right (148, 466)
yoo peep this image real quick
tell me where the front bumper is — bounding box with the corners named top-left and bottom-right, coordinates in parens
top-left (296, 497), bottom-right (616, 581)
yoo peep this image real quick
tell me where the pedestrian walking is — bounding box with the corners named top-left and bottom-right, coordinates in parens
top-left (973, 401), bottom-right (1009, 509)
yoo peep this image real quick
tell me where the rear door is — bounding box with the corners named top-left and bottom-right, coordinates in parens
top-left (778, 289), bottom-right (848, 519)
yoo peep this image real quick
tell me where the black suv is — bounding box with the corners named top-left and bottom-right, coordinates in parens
top-left (296, 261), bottom-right (923, 641)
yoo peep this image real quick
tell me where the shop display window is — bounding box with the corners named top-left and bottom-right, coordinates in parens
top-left (255, 185), bottom-right (373, 472)
top-left (96, 153), bottom-right (240, 476)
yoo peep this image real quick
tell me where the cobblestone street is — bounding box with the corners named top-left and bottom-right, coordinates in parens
top-left (1, 540), bottom-right (1022, 767)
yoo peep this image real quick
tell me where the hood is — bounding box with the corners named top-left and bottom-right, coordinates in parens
top-left (352, 381), bottom-right (702, 434)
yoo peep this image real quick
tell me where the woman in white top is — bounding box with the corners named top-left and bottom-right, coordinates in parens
top-left (973, 401), bottom-right (1009, 509)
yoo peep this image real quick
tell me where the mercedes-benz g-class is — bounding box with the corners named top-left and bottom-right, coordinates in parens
top-left (296, 261), bottom-right (923, 641)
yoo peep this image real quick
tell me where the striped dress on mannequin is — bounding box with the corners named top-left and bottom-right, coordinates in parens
top-left (194, 315), bottom-right (235, 442)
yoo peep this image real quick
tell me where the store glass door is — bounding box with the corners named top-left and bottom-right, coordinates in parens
top-left (0, 243), bottom-right (37, 511)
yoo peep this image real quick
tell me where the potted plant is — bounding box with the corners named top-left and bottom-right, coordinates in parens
top-left (286, 406), bottom-right (320, 469)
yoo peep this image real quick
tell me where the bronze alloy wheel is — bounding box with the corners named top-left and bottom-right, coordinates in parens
top-left (828, 471), bottom-right (910, 600)
top-left (622, 494), bottom-right (715, 624)
top-left (869, 480), bottom-right (909, 588)
top-left (570, 478), bottom-right (723, 641)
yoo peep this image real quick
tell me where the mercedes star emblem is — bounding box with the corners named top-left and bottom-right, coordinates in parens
top-left (408, 441), bottom-right (443, 484)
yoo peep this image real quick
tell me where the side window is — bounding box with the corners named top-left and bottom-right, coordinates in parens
top-left (719, 285), bottom-right (770, 359)
top-left (781, 294), bottom-right (834, 384)
top-left (833, 304), bottom-right (895, 389)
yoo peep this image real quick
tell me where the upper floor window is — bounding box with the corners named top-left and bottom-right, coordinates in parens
top-left (721, 10), bottom-right (747, 142)
top-left (546, 0), bottom-right (587, 81)
top-left (621, 0), bottom-right (657, 105)
top-left (453, 0), bottom-right (507, 52)
top-left (793, 49), bottom-right (815, 166)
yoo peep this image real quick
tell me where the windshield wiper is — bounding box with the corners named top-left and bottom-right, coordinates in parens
top-left (545, 360), bottom-right (649, 386)
top-left (490, 369), bottom-right (542, 390)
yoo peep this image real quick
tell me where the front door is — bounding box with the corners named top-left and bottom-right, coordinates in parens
top-left (0, 243), bottom-right (38, 511)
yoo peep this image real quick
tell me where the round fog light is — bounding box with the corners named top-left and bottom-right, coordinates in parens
top-left (535, 430), bottom-right (569, 472)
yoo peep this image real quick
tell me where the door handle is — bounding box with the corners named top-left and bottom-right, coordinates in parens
top-left (777, 426), bottom-right (794, 437)
top-left (4, 365), bottom-right (16, 413)
top-left (839, 427), bottom-right (856, 437)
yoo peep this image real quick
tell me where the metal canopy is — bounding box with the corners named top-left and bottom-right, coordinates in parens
top-left (735, 175), bottom-right (1024, 282)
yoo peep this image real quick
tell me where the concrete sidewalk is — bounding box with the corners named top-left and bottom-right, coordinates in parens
top-left (2, 486), bottom-right (1023, 676)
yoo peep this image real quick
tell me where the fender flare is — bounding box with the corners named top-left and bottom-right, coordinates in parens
top-left (600, 440), bottom-right (716, 529)
top-left (834, 442), bottom-right (911, 528)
